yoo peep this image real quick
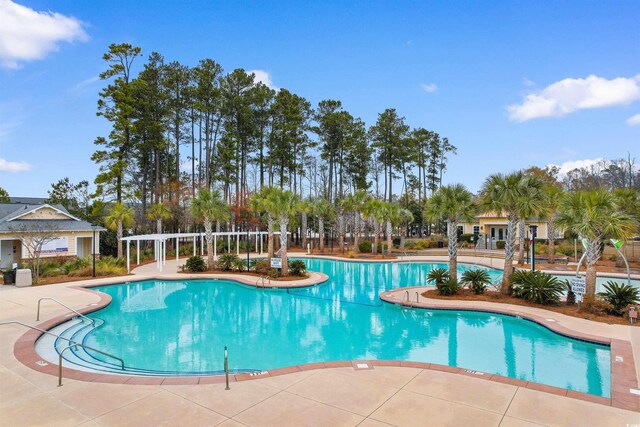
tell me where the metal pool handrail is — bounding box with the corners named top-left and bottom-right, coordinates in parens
top-left (0, 321), bottom-right (125, 386)
top-left (37, 297), bottom-right (95, 325)
top-left (58, 344), bottom-right (124, 386)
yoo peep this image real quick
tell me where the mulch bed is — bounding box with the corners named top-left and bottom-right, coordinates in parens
top-left (421, 289), bottom-right (637, 326)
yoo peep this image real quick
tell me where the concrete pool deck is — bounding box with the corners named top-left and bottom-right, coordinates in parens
top-left (1, 255), bottom-right (639, 426)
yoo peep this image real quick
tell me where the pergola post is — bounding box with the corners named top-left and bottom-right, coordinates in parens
top-left (214, 235), bottom-right (217, 261)
top-left (176, 237), bottom-right (179, 261)
top-left (200, 233), bottom-right (204, 256)
top-left (193, 236), bottom-right (196, 256)
top-left (136, 240), bottom-right (140, 265)
top-left (163, 240), bottom-right (166, 268)
top-left (236, 232), bottom-right (240, 255)
top-left (126, 241), bottom-right (130, 273)
top-left (227, 233), bottom-right (230, 253)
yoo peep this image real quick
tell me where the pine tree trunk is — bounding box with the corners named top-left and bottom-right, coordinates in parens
top-left (502, 215), bottom-right (518, 294)
top-left (447, 220), bottom-right (458, 281)
top-left (338, 214), bottom-right (345, 252)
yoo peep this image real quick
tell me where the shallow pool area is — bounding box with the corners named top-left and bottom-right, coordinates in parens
top-left (39, 259), bottom-right (612, 397)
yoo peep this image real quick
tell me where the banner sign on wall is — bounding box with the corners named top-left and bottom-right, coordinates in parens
top-left (38, 237), bottom-right (69, 254)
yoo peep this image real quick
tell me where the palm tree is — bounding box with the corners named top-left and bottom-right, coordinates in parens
top-left (613, 188), bottom-right (640, 267)
top-left (364, 199), bottom-right (385, 255)
top-left (267, 188), bottom-right (300, 276)
top-left (425, 184), bottom-right (476, 281)
top-left (299, 199), bottom-right (311, 249)
top-left (104, 202), bottom-right (134, 259)
top-left (543, 186), bottom-right (564, 264)
top-left (250, 187), bottom-right (278, 260)
top-left (384, 203), bottom-right (400, 255)
top-left (147, 202), bottom-right (172, 234)
top-left (398, 208), bottom-right (414, 249)
top-left (191, 188), bottom-right (229, 269)
top-left (516, 175), bottom-right (545, 265)
top-left (343, 190), bottom-right (371, 252)
top-left (556, 189), bottom-right (636, 297)
top-left (312, 198), bottom-right (335, 252)
top-left (479, 171), bottom-right (528, 293)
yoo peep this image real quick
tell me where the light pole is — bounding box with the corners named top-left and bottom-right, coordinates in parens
top-left (91, 224), bottom-right (98, 278)
top-left (529, 225), bottom-right (538, 272)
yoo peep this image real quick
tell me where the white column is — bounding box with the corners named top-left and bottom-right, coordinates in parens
top-left (154, 239), bottom-right (157, 261)
top-left (126, 241), bottom-right (130, 273)
top-left (255, 232), bottom-right (258, 254)
top-left (236, 232), bottom-right (240, 255)
top-left (260, 233), bottom-right (263, 254)
top-left (214, 235), bottom-right (217, 260)
top-left (163, 240), bottom-right (166, 266)
top-left (136, 240), bottom-right (140, 265)
top-left (176, 237), bottom-right (179, 261)
top-left (193, 236), bottom-right (196, 256)
top-left (227, 233), bottom-right (230, 253)
top-left (200, 233), bottom-right (204, 255)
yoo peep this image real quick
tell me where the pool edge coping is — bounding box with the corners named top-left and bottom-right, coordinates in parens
top-left (11, 275), bottom-right (640, 413)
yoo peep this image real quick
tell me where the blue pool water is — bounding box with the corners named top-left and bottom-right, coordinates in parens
top-left (86, 259), bottom-right (610, 397)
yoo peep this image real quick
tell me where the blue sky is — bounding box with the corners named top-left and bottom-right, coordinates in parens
top-left (1, 0), bottom-right (639, 197)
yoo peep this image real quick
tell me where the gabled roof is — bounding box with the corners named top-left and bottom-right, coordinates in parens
top-left (0, 219), bottom-right (105, 233)
top-left (8, 197), bottom-right (48, 205)
top-left (4, 203), bottom-right (80, 222)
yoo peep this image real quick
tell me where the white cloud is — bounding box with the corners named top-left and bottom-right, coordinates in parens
top-left (522, 78), bottom-right (534, 87)
top-left (626, 113), bottom-right (640, 126)
top-left (0, 0), bottom-right (88, 69)
top-left (248, 69), bottom-right (277, 90)
top-left (0, 158), bottom-right (30, 172)
top-left (508, 74), bottom-right (640, 122)
top-left (421, 83), bottom-right (438, 93)
top-left (548, 158), bottom-right (604, 178)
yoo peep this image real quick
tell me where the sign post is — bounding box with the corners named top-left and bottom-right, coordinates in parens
top-left (571, 276), bottom-right (586, 307)
top-left (270, 257), bottom-right (282, 269)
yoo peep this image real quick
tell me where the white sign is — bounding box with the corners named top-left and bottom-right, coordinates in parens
top-left (270, 257), bottom-right (282, 268)
top-left (38, 237), bottom-right (69, 255)
top-left (571, 276), bottom-right (586, 295)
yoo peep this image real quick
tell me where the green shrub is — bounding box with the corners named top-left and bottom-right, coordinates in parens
top-left (252, 259), bottom-right (270, 274)
top-left (436, 278), bottom-right (460, 296)
top-left (459, 234), bottom-right (476, 243)
top-left (496, 241), bottom-right (506, 250)
top-left (460, 269), bottom-right (491, 294)
top-left (358, 240), bottom-right (373, 253)
top-left (231, 257), bottom-right (247, 271)
top-left (289, 260), bottom-right (306, 276)
top-left (511, 270), bottom-right (564, 305)
top-left (62, 257), bottom-right (91, 274)
top-left (579, 295), bottom-right (613, 316)
top-left (217, 253), bottom-right (239, 271)
top-left (404, 240), bottom-right (416, 249)
top-left (427, 268), bottom-right (450, 286)
top-left (598, 281), bottom-right (639, 316)
top-left (185, 256), bottom-right (206, 272)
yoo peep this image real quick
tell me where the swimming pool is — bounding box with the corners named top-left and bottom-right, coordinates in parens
top-left (41, 259), bottom-right (611, 397)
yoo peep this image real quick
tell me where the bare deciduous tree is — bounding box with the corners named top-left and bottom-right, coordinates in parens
top-left (10, 221), bottom-right (61, 283)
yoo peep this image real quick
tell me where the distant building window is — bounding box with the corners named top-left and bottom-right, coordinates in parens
top-left (473, 226), bottom-right (480, 234)
top-left (457, 225), bottom-right (464, 234)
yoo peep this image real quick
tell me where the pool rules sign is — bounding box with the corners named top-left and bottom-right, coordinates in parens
top-left (571, 276), bottom-right (586, 302)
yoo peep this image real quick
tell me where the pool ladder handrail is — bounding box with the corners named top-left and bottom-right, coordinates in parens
top-left (37, 297), bottom-right (95, 325)
top-left (400, 291), bottom-right (420, 305)
top-left (255, 275), bottom-right (271, 288)
top-left (0, 321), bottom-right (125, 386)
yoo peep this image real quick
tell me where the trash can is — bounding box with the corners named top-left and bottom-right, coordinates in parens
top-left (2, 269), bottom-right (16, 285)
top-left (437, 240), bottom-right (444, 248)
top-left (15, 269), bottom-right (32, 288)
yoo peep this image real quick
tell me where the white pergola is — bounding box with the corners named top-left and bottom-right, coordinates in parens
top-left (121, 230), bottom-right (283, 273)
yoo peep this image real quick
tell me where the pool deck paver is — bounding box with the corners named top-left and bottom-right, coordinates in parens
top-left (1, 256), bottom-right (640, 426)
